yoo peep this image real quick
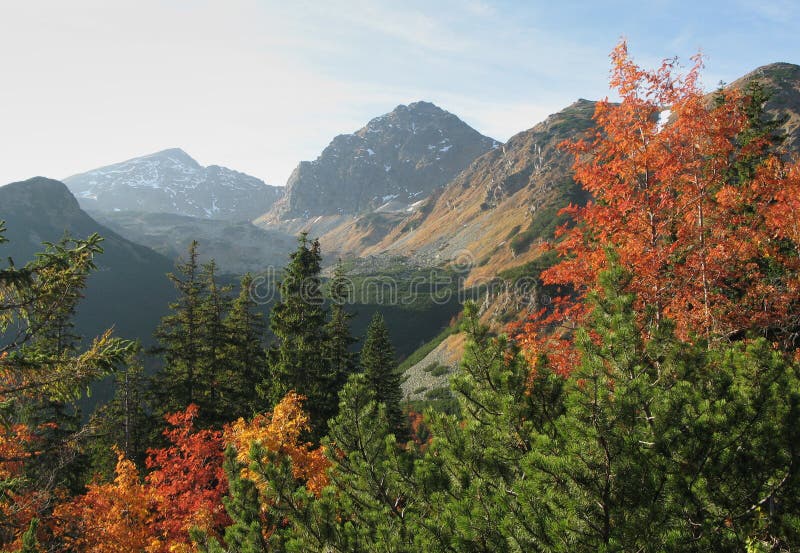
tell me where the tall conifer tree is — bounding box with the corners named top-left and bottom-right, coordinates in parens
top-left (87, 348), bottom-right (153, 477)
top-left (153, 241), bottom-right (208, 417)
top-left (360, 312), bottom-right (407, 441)
top-left (265, 233), bottom-right (331, 432)
top-left (222, 273), bottom-right (268, 418)
top-left (197, 258), bottom-right (232, 425)
top-left (323, 260), bottom-right (357, 392)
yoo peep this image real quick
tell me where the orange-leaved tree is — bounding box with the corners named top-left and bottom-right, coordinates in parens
top-left (52, 405), bottom-right (229, 553)
top-left (515, 41), bottom-right (800, 376)
top-left (186, 392), bottom-right (331, 549)
top-left (52, 449), bottom-right (156, 553)
top-left (144, 403), bottom-right (229, 551)
top-left (225, 391), bottom-right (329, 497)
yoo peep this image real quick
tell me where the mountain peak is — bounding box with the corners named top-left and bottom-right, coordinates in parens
top-left (728, 62), bottom-right (800, 91)
top-left (149, 147), bottom-right (196, 162)
top-left (88, 148), bottom-right (202, 172)
top-left (63, 150), bottom-right (283, 220)
top-left (402, 100), bottom-right (445, 113)
top-left (741, 62), bottom-right (800, 80)
top-left (266, 102), bottom-right (496, 220)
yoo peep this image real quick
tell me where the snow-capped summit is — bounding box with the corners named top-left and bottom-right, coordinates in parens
top-left (63, 149), bottom-right (283, 221)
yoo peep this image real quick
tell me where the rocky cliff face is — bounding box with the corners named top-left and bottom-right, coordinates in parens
top-left (63, 148), bottom-right (283, 221)
top-left (266, 101), bottom-right (497, 220)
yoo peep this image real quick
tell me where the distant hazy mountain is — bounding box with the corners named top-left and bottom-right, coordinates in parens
top-left (263, 101), bottom-right (497, 221)
top-left (90, 210), bottom-right (297, 275)
top-left (64, 148), bottom-right (283, 221)
top-left (0, 177), bottom-right (175, 345)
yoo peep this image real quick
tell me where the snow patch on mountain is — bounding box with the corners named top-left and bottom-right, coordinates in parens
top-left (64, 148), bottom-right (283, 221)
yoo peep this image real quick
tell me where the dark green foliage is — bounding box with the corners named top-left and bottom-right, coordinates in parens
top-left (422, 387), bottom-right (450, 400)
top-left (152, 240), bottom-right (208, 416)
top-left (86, 348), bottom-right (154, 477)
top-left (265, 233), bottom-right (335, 434)
top-left (197, 259), bottom-right (232, 420)
top-left (524, 263), bottom-right (800, 550)
top-left (417, 301), bottom-right (561, 552)
top-left (430, 365), bottom-right (449, 377)
top-left (360, 313), bottom-right (407, 442)
top-left (190, 528), bottom-right (227, 553)
top-left (10, 234), bottom-right (133, 494)
top-left (153, 243), bottom-right (269, 427)
top-left (261, 266), bottom-right (800, 552)
top-left (16, 237), bottom-right (89, 493)
top-left (323, 261), bottom-right (358, 392)
top-left (261, 373), bottom-right (436, 552)
top-left (0, 221), bottom-right (132, 543)
top-left (221, 273), bottom-right (268, 419)
top-left (421, 362), bottom-right (446, 375)
top-left (217, 446), bottom-right (268, 552)
top-left (716, 80), bottom-right (786, 185)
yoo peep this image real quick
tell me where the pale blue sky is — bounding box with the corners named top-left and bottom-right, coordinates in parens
top-left (0, 0), bottom-right (798, 187)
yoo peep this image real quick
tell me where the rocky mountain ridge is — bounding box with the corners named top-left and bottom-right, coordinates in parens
top-left (64, 148), bottom-right (283, 221)
top-left (262, 101), bottom-right (497, 222)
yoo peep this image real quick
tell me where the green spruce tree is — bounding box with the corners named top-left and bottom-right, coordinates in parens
top-left (197, 258), bottom-right (233, 425)
top-left (152, 240), bottom-right (207, 416)
top-left (360, 312), bottom-right (407, 441)
top-left (18, 234), bottom-right (115, 493)
top-left (221, 446), bottom-right (268, 552)
top-left (0, 227), bottom-right (131, 541)
top-left (190, 446), bottom-right (267, 553)
top-left (323, 260), bottom-right (358, 392)
top-left (87, 347), bottom-right (154, 478)
top-left (265, 233), bottom-right (331, 433)
top-left (222, 273), bottom-right (268, 418)
top-left (262, 373), bottom-right (428, 552)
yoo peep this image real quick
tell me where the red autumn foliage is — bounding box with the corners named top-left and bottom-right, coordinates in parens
top-left (514, 42), bottom-right (800, 377)
top-left (145, 403), bottom-right (230, 550)
top-left (52, 404), bottom-right (230, 553)
top-left (0, 423), bottom-right (48, 550)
